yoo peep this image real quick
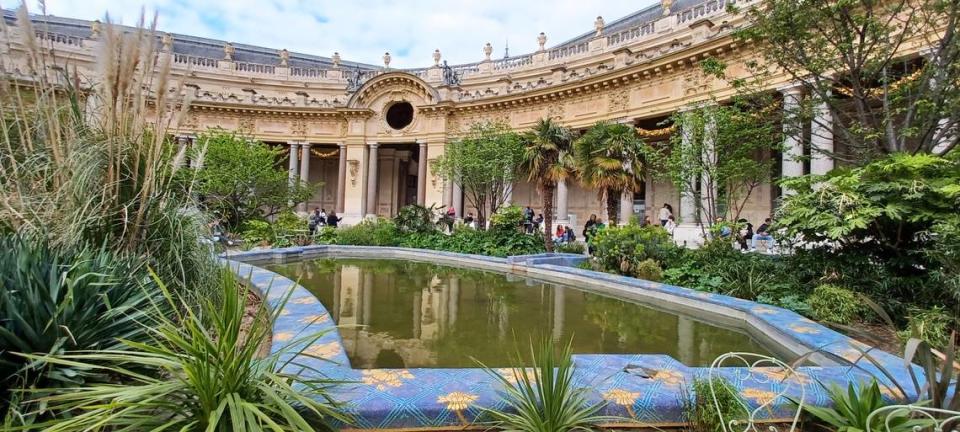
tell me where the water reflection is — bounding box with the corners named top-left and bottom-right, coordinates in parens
top-left (267, 259), bottom-right (772, 368)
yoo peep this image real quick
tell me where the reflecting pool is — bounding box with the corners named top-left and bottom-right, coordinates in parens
top-left (266, 258), bottom-right (773, 368)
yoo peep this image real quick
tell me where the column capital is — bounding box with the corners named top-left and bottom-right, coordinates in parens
top-left (417, 139), bottom-right (427, 147)
top-left (367, 141), bottom-right (379, 149)
top-left (301, 141), bottom-right (313, 148)
top-left (777, 83), bottom-right (804, 96)
top-left (337, 141), bottom-right (347, 148)
top-left (287, 141), bottom-right (301, 146)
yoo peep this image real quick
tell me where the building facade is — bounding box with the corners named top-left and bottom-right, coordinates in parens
top-left (0, 0), bottom-right (930, 243)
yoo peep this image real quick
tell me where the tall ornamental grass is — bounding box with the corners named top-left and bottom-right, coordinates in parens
top-left (0, 6), bottom-right (217, 300)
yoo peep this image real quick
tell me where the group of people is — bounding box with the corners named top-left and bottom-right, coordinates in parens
top-left (729, 217), bottom-right (775, 252)
top-left (657, 203), bottom-right (776, 252)
top-left (523, 206), bottom-right (544, 234)
top-left (308, 208), bottom-right (342, 234)
top-left (552, 225), bottom-right (577, 243)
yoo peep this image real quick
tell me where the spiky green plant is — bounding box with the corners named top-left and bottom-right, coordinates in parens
top-left (19, 270), bottom-right (351, 431)
top-left (573, 121), bottom-right (645, 225)
top-left (794, 380), bottom-right (934, 432)
top-left (479, 337), bottom-right (610, 432)
top-left (0, 6), bottom-right (218, 302)
top-left (0, 235), bottom-right (156, 424)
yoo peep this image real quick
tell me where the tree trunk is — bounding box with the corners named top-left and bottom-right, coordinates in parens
top-left (605, 188), bottom-right (620, 226)
top-left (542, 182), bottom-right (554, 252)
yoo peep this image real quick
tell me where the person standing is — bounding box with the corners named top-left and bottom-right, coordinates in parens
top-left (658, 203), bottom-right (672, 226)
top-left (583, 214), bottom-right (598, 254)
top-left (326, 212), bottom-right (342, 228)
top-left (309, 208), bottom-right (322, 234)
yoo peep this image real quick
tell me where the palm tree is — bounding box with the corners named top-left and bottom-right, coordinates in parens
top-left (574, 121), bottom-right (645, 225)
top-left (521, 118), bottom-right (575, 252)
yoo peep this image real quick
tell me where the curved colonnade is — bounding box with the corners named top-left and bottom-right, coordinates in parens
top-left (0, 0), bottom-right (891, 243)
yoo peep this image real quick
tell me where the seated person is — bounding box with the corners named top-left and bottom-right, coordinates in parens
top-left (563, 226), bottom-right (576, 243)
top-left (751, 218), bottom-right (775, 251)
top-left (553, 225), bottom-right (565, 243)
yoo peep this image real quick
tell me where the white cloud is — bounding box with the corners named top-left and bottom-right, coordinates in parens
top-left (26, 0), bottom-right (658, 68)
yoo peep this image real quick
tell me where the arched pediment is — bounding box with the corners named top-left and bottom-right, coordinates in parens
top-left (346, 72), bottom-right (439, 109)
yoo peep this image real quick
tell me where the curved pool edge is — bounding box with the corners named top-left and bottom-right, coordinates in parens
top-left (220, 245), bottom-right (924, 430)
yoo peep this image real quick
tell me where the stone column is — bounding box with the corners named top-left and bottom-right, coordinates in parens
top-left (365, 142), bottom-right (379, 218)
top-left (700, 114), bottom-right (717, 222)
top-left (679, 118), bottom-right (697, 224)
top-left (619, 190), bottom-right (632, 225)
top-left (555, 179), bottom-right (569, 224)
top-left (452, 181), bottom-right (464, 219)
top-left (677, 316), bottom-right (695, 365)
top-left (780, 86), bottom-right (805, 195)
top-left (336, 142), bottom-right (347, 213)
top-left (810, 95), bottom-right (835, 175)
top-left (552, 288), bottom-right (565, 342)
top-left (175, 135), bottom-right (190, 169)
top-left (417, 140), bottom-right (428, 205)
top-left (287, 141), bottom-right (300, 187)
top-left (298, 142), bottom-right (312, 212)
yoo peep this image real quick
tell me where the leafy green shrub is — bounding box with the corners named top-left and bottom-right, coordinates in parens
top-left (897, 307), bottom-right (955, 348)
top-left (633, 258), bottom-right (663, 281)
top-left (0, 236), bottom-right (155, 420)
top-left (239, 219), bottom-right (274, 246)
top-left (481, 337), bottom-right (608, 431)
top-left (490, 205), bottom-right (525, 233)
top-left (315, 226), bottom-right (339, 244)
top-left (808, 284), bottom-right (864, 324)
top-left (394, 204), bottom-right (439, 234)
top-left (25, 271), bottom-right (351, 431)
top-left (337, 218), bottom-right (399, 246)
top-left (682, 377), bottom-right (743, 432)
top-left (591, 224), bottom-right (677, 275)
top-left (554, 242), bottom-right (585, 255)
top-left (756, 293), bottom-right (812, 318)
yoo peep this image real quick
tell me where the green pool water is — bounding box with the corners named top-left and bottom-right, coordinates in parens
top-left (266, 258), bottom-right (773, 368)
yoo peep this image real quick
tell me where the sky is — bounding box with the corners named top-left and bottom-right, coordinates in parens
top-left (19, 0), bottom-right (658, 68)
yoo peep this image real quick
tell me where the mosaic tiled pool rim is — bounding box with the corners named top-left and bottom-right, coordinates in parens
top-left (221, 245), bottom-right (925, 430)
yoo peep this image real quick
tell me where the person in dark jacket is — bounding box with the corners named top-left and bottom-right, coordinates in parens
top-left (326, 212), bottom-right (342, 228)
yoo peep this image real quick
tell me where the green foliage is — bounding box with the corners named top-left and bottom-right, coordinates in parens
top-left (0, 17), bottom-right (219, 304)
top-left (808, 284), bottom-right (864, 324)
top-left (795, 380), bottom-right (931, 432)
top-left (554, 242), bottom-right (585, 255)
top-left (194, 130), bottom-right (313, 229)
top-left (590, 224), bottom-right (678, 275)
top-left (480, 337), bottom-right (609, 432)
top-left (574, 121), bottom-right (646, 225)
top-left (24, 272), bottom-right (350, 431)
top-left (394, 204), bottom-right (440, 234)
top-left (336, 218), bottom-right (400, 247)
top-left (0, 235), bottom-right (155, 422)
top-left (237, 211), bottom-right (310, 248)
top-left (432, 121), bottom-right (525, 228)
top-left (778, 153), bottom-right (959, 276)
top-left (682, 377), bottom-right (743, 432)
top-left (897, 307), bottom-right (955, 350)
top-left (633, 258), bottom-right (663, 282)
top-left (490, 205), bottom-right (525, 233)
top-left (649, 102), bottom-right (780, 225)
top-left (737, 0), bottom-right (960, 156)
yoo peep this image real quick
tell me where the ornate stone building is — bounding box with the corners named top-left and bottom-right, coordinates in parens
top-left (0, 0), bottom-right (932, 243)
